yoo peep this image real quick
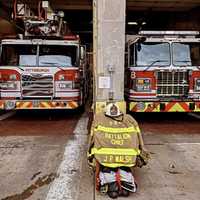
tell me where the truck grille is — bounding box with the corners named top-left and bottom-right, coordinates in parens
top-left (157, 71), bottom-right (189, 96)
top-left (22, 74), bottom-right (53, 97)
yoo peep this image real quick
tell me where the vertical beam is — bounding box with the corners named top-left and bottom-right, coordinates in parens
top-left (93, 0), bottom-right (126, 113)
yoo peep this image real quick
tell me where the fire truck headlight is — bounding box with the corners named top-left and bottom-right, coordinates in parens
top-left (59, 82), bottom-right (73, 89)
top-left (135, 78), bottom-right (151, 92)
top-left (9, 74), bottom-right (17, 80)
top-left (58, 74), bottom-right (65, 81)
top-left (195, 79), bottom-right (200, 91)
top-left (0, 82), bottom-right (17, 90)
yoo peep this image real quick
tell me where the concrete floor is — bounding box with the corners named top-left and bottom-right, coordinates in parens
top-left (78, 133), bottom-right (200, 200)
top-left (77, 112), bottom-right (200, 200)
top-left (1, 112), bottom-right (200, 200)
top-left (0, 110), bottom-right (80, 200)
top-left (0, 136), bottom-right (64, 200)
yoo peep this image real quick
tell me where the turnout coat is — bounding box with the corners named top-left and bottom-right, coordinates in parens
top-left (88, 113), bottom-right (149, 168)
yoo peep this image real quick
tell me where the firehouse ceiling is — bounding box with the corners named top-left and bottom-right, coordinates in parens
top-left (1, 0), bottom-right (200, 40)
top-left (1, 0), bottom-right (200, 11)
top-left (127, 0), bottom-right (200, 11)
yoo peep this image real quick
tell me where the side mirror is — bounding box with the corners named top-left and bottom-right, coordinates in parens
top-left (137, 43), bottom-right (141, 51)
top-left (80, 46), bottom-right (86, 60)
top-left (136, 37), bottom-right (146, 52)
top-left (138, 36), bottom-right (146, 43)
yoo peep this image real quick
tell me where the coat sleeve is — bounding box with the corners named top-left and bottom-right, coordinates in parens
top-left (126, 114), bottom-right (146, 150)
top-left (126, 114), bottom-right (151, 167)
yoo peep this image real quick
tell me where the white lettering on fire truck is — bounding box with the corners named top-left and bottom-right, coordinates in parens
top-left (25, 69), bottom-right (50, 73)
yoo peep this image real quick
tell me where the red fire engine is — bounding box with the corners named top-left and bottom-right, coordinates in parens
top-left (125, 31), bottom-right (200, 112)
top-left (0, 0), bottom-right (88, 110)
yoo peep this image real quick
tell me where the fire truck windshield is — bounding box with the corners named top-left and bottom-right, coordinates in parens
top-left (39, 45), bottom-right (77, 67)
top-left (0, 44), bottom-right (78, 67)
top-left (135, 42), bottom-right (170, 67)
top-left (172, 42), bottom-right (200, 66)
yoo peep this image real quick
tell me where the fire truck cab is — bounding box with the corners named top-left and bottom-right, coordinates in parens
top-left (125, 31), bottom-right (200, 112)
top-left (0, 1), bottom-right (88, 110)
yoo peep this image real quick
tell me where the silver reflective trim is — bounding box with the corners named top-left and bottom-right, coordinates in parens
top-left (156, 71), bottom-right (189, 97)
top-left (21, 74), bottom-right (53, 97)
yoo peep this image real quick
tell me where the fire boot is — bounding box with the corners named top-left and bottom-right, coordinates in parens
top-left (107, 182), bottom-right (119, 199)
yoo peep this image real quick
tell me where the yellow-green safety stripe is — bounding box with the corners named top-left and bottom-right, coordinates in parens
top-left (95, 125), bottom-right (140, 133)
top-left (100, 162), bottom-right (135, 168)
top-left (91, 147), bottom-right (140, 156)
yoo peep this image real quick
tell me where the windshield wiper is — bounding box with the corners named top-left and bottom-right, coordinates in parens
top-left (174, 60), bottom-right (200, 70)
top-left (144, 60), bottom-right (168, 71)
top-left (173, 60), bottom-right (192, 67)
top-left (174, 60), bottom-right (191, 63)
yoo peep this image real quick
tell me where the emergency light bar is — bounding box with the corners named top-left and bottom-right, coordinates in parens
top-left (139, 31), bottom-right (200, 36)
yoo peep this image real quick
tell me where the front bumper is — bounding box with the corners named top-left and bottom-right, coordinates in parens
top-left (0, 100), bottom-right (79, 110)
top-left (129, 101), bottom-right (200, 112)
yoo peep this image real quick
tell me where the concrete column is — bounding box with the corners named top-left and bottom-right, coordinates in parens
top-left (93, 0), bottom-right (126, 113)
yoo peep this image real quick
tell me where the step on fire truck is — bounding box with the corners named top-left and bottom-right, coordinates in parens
top-left (125, 31), bottom-right (200, 112)
top-left (0, 0), bottom-right (88, 110)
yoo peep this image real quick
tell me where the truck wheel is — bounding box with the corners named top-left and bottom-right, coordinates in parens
top-left (77, 105), bottom-right (85, 113)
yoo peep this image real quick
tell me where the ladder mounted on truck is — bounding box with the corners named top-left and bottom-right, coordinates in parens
top-left (139, 31), bottom-right (200, 38)
top-left (12, 0), bottom-right (68, 38)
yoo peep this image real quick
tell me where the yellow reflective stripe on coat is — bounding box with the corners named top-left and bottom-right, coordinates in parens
top-left (91, 148), bottom-right (140, 156)
top-left (100, 162), bottom-right (135, 168)
top-left (136, 126), bottom-right (141, 133)
top-left (95, 125), bottom-right (139, 133)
